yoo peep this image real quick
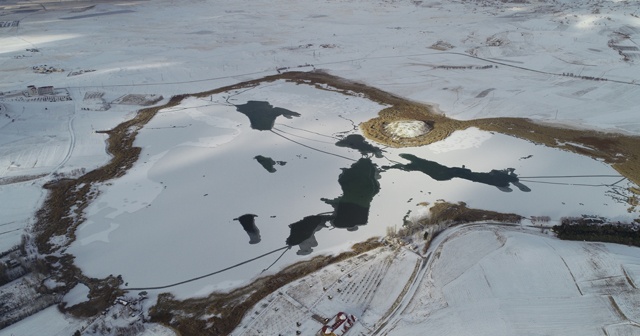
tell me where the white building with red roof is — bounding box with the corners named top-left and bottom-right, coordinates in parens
top-left (318, 312), bottom-right (357, 336)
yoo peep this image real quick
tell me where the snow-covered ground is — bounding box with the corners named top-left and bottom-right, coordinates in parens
top-left (236, 224), bottom-right (640, 336)
top-left (1, 306), bottom-right (89, 336)
top-left (392, 225), bottom-right (640, 336)
top-left (1, 0), bottom-right (640, 334)
top-left (1, 304), bottom-right (175, 336)
top-left (0, 99), bottom-right (145, 251)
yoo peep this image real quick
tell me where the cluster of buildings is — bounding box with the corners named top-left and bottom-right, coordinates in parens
top-left (26, 85), bottom-right (54, 96)
top-left (32, 65), bottom-right (64, 74)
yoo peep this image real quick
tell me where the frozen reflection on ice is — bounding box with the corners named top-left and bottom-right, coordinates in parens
top-left (385, 153), bottom-right (531, 192)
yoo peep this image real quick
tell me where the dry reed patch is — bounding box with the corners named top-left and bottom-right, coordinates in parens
top-left (425, 201), bottom-right (523, 225)
top-left (361, 105), bottom-right (465, 148)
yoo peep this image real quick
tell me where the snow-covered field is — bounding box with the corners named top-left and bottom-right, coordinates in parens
top-left (394, 225), bottom-right (640, 336)
top-left (235, 225), bottom-right (640, 336)
top-left (1, 304), bottom-right (175, 336)
top-left (1, 0), bottom-right (640, 334)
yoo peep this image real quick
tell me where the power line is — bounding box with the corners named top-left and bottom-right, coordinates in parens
top-left (0, 228), bottom-right (21, 236)
top-left (518, 179), bottom-right (611, 187)
top-left (261, 247), bottom-right (291, 274)
top-left (272, 127), bottom-right (336, 144)
top-left (125, 246), bottom-right (289, 291)
top-left (66, 70), bottom-right (271, 89)
top-left (275, 123), bottom-right (338, 139)
top-left (518, 175), bottom-right (622, 179)
top-left (269, 129), bottom-right (356, 162)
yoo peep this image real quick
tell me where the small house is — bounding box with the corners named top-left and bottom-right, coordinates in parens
top-left (116, 298), bottom-right (130, 306)
top-left (5, 259), bottom-right (20, 269)
top-left (318, 312), bottom-right (357, 336)
top-left (27, 85), bottom-right (37, 96)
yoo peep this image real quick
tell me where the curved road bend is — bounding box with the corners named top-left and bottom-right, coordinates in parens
top-left (372, 222), bottom-right (520, 335)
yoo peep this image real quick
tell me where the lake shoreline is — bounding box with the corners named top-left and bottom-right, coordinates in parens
top-left (24, 70), bottom-right (640, 325)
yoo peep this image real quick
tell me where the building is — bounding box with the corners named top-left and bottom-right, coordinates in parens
top-left (37, 86), bottom-right (54, 95)
top-left (318, 312), bottom-right (357, 336)
top-left (116, 298), bottom-right (130, 306)
top-left (26, 85), bottom-right (55, 96)
top-left (27, 85), bottom-right (37, 96)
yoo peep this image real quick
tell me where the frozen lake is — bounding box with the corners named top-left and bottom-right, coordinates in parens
top-left (68, 81), bottom-right (636, 298)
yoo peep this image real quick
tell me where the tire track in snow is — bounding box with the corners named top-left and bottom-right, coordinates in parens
top-left (50, 114), bottom-right (76, 175)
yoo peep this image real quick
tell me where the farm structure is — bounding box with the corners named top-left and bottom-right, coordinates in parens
top-left (37, 86), bottom-right (53, 95)
top-left (319, 312), bottom-right (357, 336)
top-left (112, 94), bottom-right (162, 106)
top-left (0, 21), bottom-right (19, 28)
top-left (3, 86), bottom-right (73, 102)
top-left (0, 86), bottom-right (71, 102)
top-left (231, 248), bottom-right (411, 336)
top-left (26, 85), bottom-right (54, 96)
top-left (81, 91), bottom-right (110, 111)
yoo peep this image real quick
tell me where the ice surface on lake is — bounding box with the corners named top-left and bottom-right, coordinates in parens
top-left (68, 82), bottom-right (636, 298)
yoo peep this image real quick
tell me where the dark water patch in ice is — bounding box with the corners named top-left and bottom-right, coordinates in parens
top-left (235, 101), bottom-right (300, 131)
top-left (385, 153), bottom-right (530, 192)
top-left (233, 214), bottom-right (261, 244)
top-left (335, 134), bottom-right (383, 158)
top-left (285, 214), bottom-right (331, 255)
top-left (254, 155), bottom-right (286, 173)
top-left (322, 158), bottom-right (381, 229)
